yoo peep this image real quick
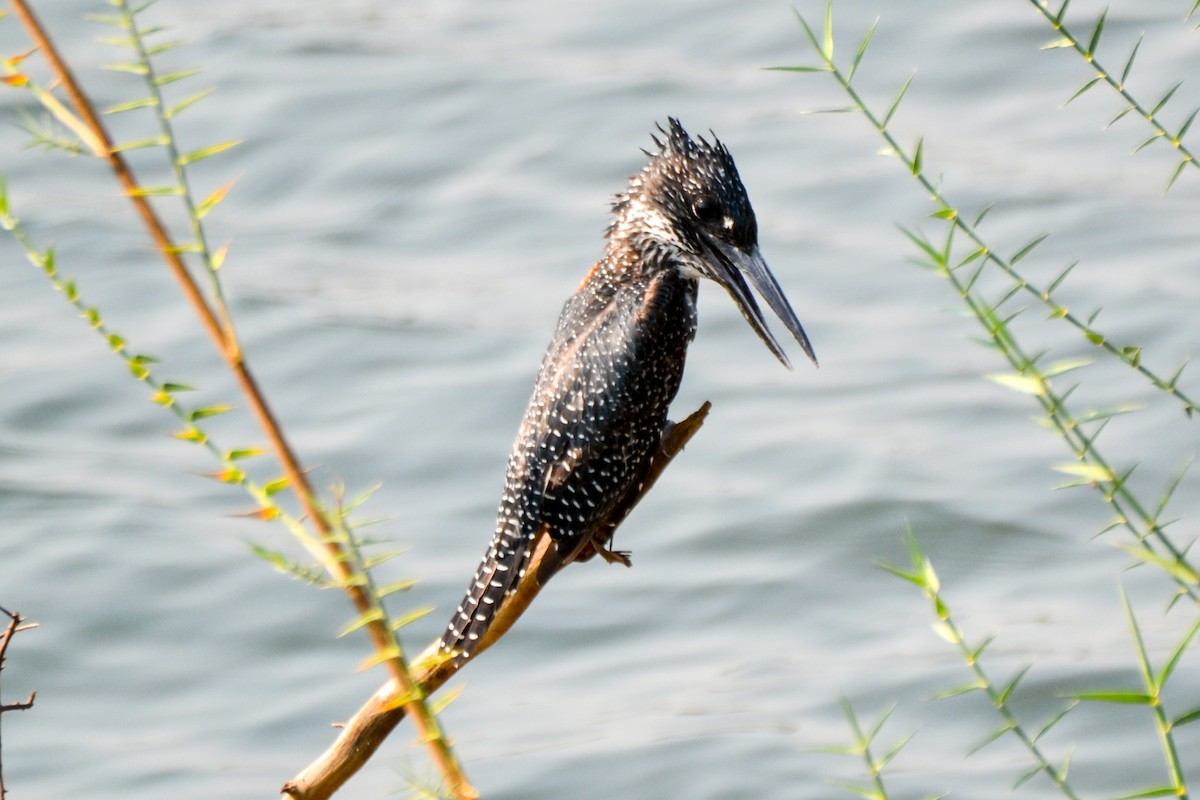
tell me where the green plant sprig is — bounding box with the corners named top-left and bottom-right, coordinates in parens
top-left (1065, 585), bottom-right (1199, 799)
top-left (885, 532), bottom-right (1083, 799)
top-left (1031, 0), bottom-right (1199, 193)
top-left (0, 181), bottom-right (335, 566)
top-left (818, 698), bottom-right (918, 800)
top-left (1, 3), bottom-right (477, 794)
top-left (779, 3), bottom-right (1199, 603)
top-left (93, 0), bottom-right (240, 335)
top-left (772, 3), bottom-right (1198, 420)
top-left (905, 219), bottom-right (1199, 605)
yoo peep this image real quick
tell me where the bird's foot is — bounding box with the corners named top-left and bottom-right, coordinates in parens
top-left (594, 541), bottom-right (633, 567)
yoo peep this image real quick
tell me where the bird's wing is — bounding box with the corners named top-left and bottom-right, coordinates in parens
top-left (442, 273), bottom-right (692, 659)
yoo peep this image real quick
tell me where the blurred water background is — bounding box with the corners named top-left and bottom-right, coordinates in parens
top-left (1, 1), bottom-right (1198, 798)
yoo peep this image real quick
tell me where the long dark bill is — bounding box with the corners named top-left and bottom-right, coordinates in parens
top-left (702, 236), bottom-right (818, 369)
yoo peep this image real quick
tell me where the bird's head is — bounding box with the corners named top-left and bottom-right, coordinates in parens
top-left (608, 118), bottom-right (817, 368)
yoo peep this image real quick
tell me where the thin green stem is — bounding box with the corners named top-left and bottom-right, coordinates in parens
top-left (789, 7), bottom-right (1199, 604)
top-left (1029, 0), bottom-right (1199, 185)
top-left (110, 0), bottom-right (236, 336)
top-left (890, 540), bottom-right (1081, 799)
top-left (789, 8), bottom-right (1197, 418)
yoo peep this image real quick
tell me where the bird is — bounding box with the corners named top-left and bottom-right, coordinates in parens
top-left (438, 118), bottom-right (817, 665)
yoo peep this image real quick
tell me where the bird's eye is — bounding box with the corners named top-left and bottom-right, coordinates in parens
top-left (693, 197), bottom-right (722, 223)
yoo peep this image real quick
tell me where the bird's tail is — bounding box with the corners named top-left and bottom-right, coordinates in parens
top-left (439, 518), bottom-right (538, 663)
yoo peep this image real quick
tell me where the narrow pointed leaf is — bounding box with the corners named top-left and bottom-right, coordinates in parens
top-left (821, 0), bottom-right (834, 60)
top-left (154, 68), bottom-right (202, 87)
top-left (1013, 763), bottom-right (1045, 791)
top-left (847, 19), bottom-right (878, 82)
top-left (883, 73), bottom-right (916, 126)
top-left (211, 240), bottom-right (231, 270)
top-left (1043, 358), bottom-right (1093, 378)
top-left (112, 136), bottom-right (168, 152)
top-left (178, 139), bottom-right (241, 166)
top-left (1053, 463), bottom-right (1112, 482)
top-left (103, 61), bottom-right (149, 75)
top-left (1164, 159), bottom-right (1188, 194)
top-left (1068, 690), bottom-right (1153, 704)
top-left (165, 87), bottom-right (215, 118)
top-left (1174, 706), bottom-right (1200, 727)
top-left (968, 722), bottom-right (1013, 755)
top-left (262, 476), bottom-right (290, 496)
top-left (1107, 789), bottom-right (1180, 799)
top-left (377, 579), bottom-right (421, 598)
top-left (197, 178), bottom-right (237, 219)
top-left (987, 373), bottom-right (1044, 396)
top-left (189, 404), bottom-right (232, 420)
top-left (1120, 36), bottom-right (1142, 85)
top-left (125, 185), bottom-right (183, 197)
top-left (1086, 10), bottom-right (1107, 56)
top-left (1010, 233), bottom-right (1049, 264)
top-left (1064, 77), bottom-right (1100, 106)
top-left (388, 605), bottom-right (435, 631)
top-left (1150, 82), bottom-right (1183, 116)
top-left (912, 136), bottom-right (923, 175)
top-left (339, 608), bottom-right (384, 638)
top-left (357, 646), bottom-right (402, 673)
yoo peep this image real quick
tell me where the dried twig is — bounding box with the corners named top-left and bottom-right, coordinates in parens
top-left (0, 608), bottom-right (39, 800)
top-left (282, 402), bottom-right (711, 800)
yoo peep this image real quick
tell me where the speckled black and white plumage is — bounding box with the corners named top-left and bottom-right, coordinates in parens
top-left (439, 119), bottom-right (815, 664)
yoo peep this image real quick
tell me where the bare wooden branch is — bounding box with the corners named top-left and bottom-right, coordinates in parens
top-left (282, 402), bottom-right (711, 800)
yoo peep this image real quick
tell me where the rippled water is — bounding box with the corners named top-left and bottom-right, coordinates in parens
top-left (2, 1), bottom-right (1198, 798)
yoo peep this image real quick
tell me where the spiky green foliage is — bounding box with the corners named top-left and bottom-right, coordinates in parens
top-left (883, 532), bottom-right (1083, 799)
top-left (1031, 0), bottom-right (1199, 193)
top-left (777, 3), bottom-right (1199, 605)
top-left (818, 698), bottom-right (930, 800)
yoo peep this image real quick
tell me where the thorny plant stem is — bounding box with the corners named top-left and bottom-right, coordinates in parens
top-left (5, 2), bottom-right (475, 796)
top-left (796, 15), bottom-right (1199, 605)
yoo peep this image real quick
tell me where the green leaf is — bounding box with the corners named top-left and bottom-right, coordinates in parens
top-left (1040, 37), bottom-right (1073, 50)
top-left (1173, 706), bottom-right (1200, 727)
top-left (1068, 690), bottom-right (1153, 704)
top-left (847, 18), bottom-right (878, 83)
top-left (987, 372), bottom-right (1044, 396)
top-left (932, 682), bottom-right (983, 699)
top-left (388, 605), bottom-right (434, 631)
top-left (1155, 618), bottom-right (1200, 691)
top-left (1010, 233), bottom-right (1049, 264)
top-left (112, 136), bottom-right (168, 152)
top-left (125, 185), bottom-right (183, 197)
top-left (762, 65), bottom-right (829, 73)
top-left (1150, 81), bottom-right (1183, 116)
top-left (357, 646), bottom-right (402, 672)
top-left (1119, 35), bottom-right (1142, 86)
top-left (155, 67), bottom-right (202, 86)
top-left (911, 136), bottom-right (923, 175)
top-left (105, 96), bottom-right (158, 114)
top-left (1086, 9), bottom-right (1107, 57)
top-left (1042, 358), bottom-right (1092, 378)
top-left (1164, 159), bottom-right (1188, 195)
top-left (967, 722), bottom-right (1014, 755)
top-left (178, 139), bottom-right (241, 166)
top-left (103, 61), bottom-right (149, 75)
top-left (930, 207), bottom-right (957, 220)
top-left (1106, 788), bottom-right (1180, 799)
top-left (997, 664), bottom-right (1031, 705)
top-left (1052, 462), bottom-right (1112, 482)
top-left (1177, 107), bottom-right (1199, 141)
top-left (338, 608), bottom-right (384, 638)
top-left (1133, 133), bottom-right (1164, 154)
top-left (377, 579), bottom-right (420, 598)
top-left (262, 475), bottom-right (290, 496)
top-left (821, 0), bottom-right (834, 61)
top-left (165, 87), bottom-right (215, 118)
top-left (189, 404), bottom-right (232, 420)
top-left (1013, 763), bottom-right (1045, 791)
top-left (1063, 77), bottom-right (1100, 106)
top-left (883, 73), bottom-right (916, 126)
